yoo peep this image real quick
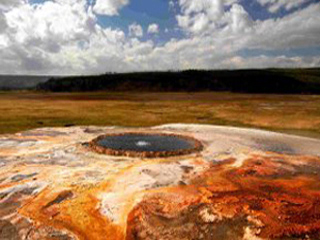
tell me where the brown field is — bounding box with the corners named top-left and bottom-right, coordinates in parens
top-left (1, 91), bottom-right (320, 138)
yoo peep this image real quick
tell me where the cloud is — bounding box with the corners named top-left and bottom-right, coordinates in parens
top-left (4, 0), bottom-right (96, 44)
top-left (169, 0), bottom-right (175, 10)
top-left (0, 0), bottom-right (319, 74)
top-left (146, 2), bottom-right (320, 70)
top-left (0, 0), bottom-right (26, 10)
top-left (257, 0), bottom-right (310, 13)
top-left (93, 0), bottom-right (129, 16)
top-left (147, 24), bottom-right (159, 34)
top-left (220, 55), bottom-right (320, 69)
top-left (0, 12), bottom-right (7, 33)
top-left (129, 23), bottom-right (143, 37)
top-left (0, 0), bottom-right (127, 74)
top-left (250, 3), bottom-right (320, 49)
top-left (176, 0), bottom-right (251, 35)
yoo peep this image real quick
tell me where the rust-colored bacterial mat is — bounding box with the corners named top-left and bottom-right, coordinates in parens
top-left (1, 124), bottom-right (320, 240)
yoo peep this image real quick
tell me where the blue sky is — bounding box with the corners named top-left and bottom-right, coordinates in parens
top-left (96, 0), bottom-right (182, 43)
top-left (0, 0), bottom-right (320, 74)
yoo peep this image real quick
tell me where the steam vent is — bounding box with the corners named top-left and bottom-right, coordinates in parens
top-left (1, 124), bottom-right (320, 240)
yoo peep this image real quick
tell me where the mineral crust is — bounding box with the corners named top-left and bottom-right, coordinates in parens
top-left (0, 124), bottom-right (320, 240)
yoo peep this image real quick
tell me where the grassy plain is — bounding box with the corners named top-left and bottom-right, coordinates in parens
top-left (1, 91), bottom-right (320, 138)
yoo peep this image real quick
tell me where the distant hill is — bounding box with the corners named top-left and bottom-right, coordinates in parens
top-left (0, 75), bottom-right (51, 90)
top-left (36, 69), bottom-right (320, 94)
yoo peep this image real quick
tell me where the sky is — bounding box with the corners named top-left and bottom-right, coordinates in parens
top-left (0, 0), bottom-right (320, 75)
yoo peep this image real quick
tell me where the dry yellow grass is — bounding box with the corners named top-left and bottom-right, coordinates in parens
top-left (1, 91), bottom-right (320, 138)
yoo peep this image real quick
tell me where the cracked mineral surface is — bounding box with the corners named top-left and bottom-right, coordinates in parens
top-left (0, 124), bottom-right (320, 240)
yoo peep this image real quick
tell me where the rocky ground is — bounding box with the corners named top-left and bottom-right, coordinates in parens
top-left (0, 124), bottom-right (320, 240)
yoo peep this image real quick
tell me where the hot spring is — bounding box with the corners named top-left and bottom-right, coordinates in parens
top-left (88, 133), bottom-right (203, 158)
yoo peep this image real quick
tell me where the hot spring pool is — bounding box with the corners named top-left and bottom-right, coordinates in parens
top-left (89, 133), bottom-right (203, 158)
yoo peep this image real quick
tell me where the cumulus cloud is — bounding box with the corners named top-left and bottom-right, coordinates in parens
top-left (3, 0), bottom-right (97, 53)
top-left (257, 0), bottom-right (310, 13)
top-left (250, 3), bottom-right (320, 49)
top-left (0, 0), bottom-right (319, 74)
top-left (0, 0), bottom-right (127, 74)
top-left (176, 0), bottom-right (252, 35)
top-left (147, 24), bottom-right (159, 34)
top-left (93, 0), bottom-right (129, 16)
top-left (129, 23), bottom-right (143, 37)
top-left (0, 0), bottom-right (26, 10)
top-left (0, 12), bottom-right (7, 33)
